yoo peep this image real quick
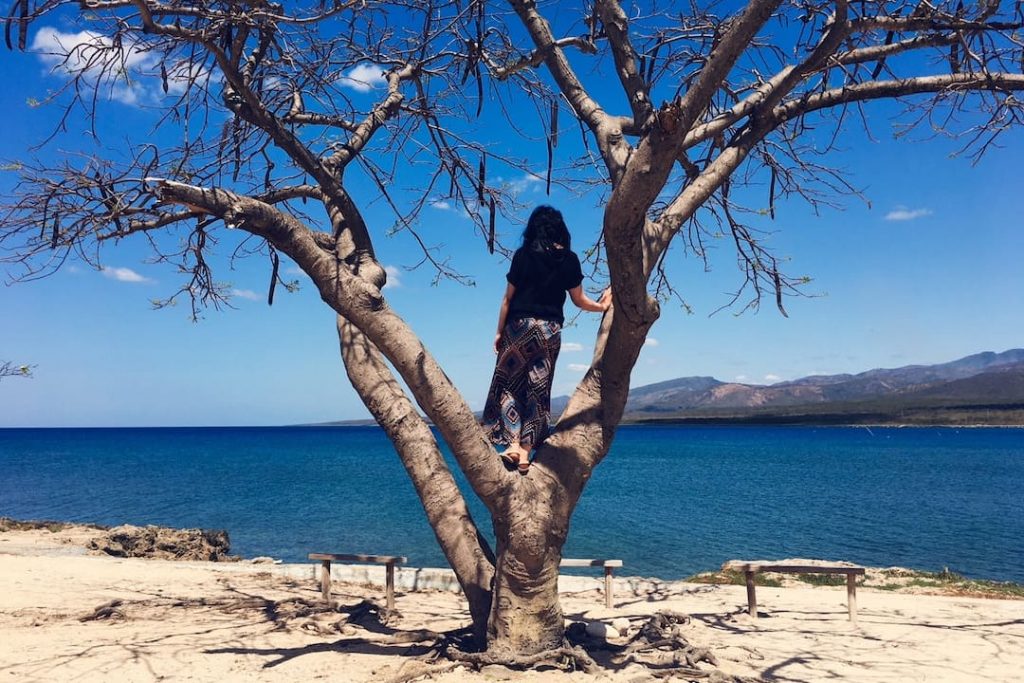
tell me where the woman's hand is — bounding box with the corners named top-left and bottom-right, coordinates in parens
top-left (599, 287), bottom-right (612, 312)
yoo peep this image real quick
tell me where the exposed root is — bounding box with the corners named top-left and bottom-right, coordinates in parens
top-left (569, 611), bottom-right (752, 682)
top-left (448, 643), bottom-right (598, 674)
top-left (382, 660), bottom-right (463, 683)
top-left (79, 599), bottom-right (126, 622)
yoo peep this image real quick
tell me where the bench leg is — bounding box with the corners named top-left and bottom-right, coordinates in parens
top-left (745, 571), bottom-right (758, 618)
top-left (386, 562), bottom-right (396, 611)
top-left (604, 567), bottom-right (614, 609)
top-left (320, 560), bottom-right (332, 604)
top-left (847, 573), bottom-right (857, 622)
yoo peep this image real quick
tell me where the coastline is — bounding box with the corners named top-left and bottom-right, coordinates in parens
top-left (2, 520), bottom-right (1023, 682)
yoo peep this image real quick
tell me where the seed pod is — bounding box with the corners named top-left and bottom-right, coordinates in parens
top-left (487, 196), bottom-right (495, 254)
top-left (545, 138), bottom-right (553, 196)
top-left (268, 247), bottom-right (279, 306)
top-left (550, 99), bottom-right (559, 148)
top-left (478, 153), bottom-right (486, 202)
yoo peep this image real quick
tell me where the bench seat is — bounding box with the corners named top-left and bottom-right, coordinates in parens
top-left (722, 559), bottom-right (866, 621)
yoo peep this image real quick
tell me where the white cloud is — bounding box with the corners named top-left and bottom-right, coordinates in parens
top-left (430, 199), bottom-right (452, 211)
top-left (562, 342), bottom-right (584, 352)
top-left (504, 173), bottom-right (544, 195)
top-left (339, 64), bottom-right (386, 92)
top-left (31, 26), bottom-right (214, 107)
top-left (33, 27), bottom-right (148, 71)
top-left (382, 265), bottom-right (402, 290)
top-left (643, 337), bottom-right (659, 347)
top-left (231, 288), bottom-right (261, 301)
top-left (763, 373), bottom-right (782, 383)
top-left (567, 363), bottom-right (589, 372)
top-left (101, 266), bottom-right (152, 283)
top-left (734, 374), bottom-right (748, 382)
top-left (884, 207), bottom-right (933, 221)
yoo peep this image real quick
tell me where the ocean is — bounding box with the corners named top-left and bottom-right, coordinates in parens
top-left (1, 425), bottom-right (1021, 582)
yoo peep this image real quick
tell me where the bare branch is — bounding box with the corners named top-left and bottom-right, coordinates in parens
top-left (594, 0), bottom-right (652, 125)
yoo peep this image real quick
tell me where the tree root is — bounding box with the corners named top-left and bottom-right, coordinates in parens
top-left (382, 660), bottom-right (463, 683)
top-left (447, 643), bottom-right (599, 674)
top-left (79, 599), bottom-right (125, 622)
top-left (566, 610), bottom-right (753, 683)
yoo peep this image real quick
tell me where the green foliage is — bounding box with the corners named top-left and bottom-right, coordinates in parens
top-left (685, 569), bottom-right (782, 587)
top-left (795, 573), bottom-right (856, 587)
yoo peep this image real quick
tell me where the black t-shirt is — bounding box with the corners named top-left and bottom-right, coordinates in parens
top-left (506, 246), bottom-right (584, 324)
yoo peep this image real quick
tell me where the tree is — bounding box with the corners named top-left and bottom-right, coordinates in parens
top-left (2, 0), bottom-right (1021, 662)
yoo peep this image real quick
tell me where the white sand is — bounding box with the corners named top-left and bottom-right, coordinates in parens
top-left (1, 526), bottom-right (1021, 682)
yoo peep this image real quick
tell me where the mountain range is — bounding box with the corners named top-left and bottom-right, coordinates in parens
top-left (551, 349), bottom-right (1024, 426)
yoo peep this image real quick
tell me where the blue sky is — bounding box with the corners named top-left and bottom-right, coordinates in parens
top-left (1, 9), bottom-right (1022, 427)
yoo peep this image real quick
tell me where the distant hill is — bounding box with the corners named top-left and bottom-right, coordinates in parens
top-left (609, 349), bottom-right (1024, 425)
top-left (313, 349), bottom-right (1024, 427)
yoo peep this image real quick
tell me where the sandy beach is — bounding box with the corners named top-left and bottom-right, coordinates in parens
top-left (1, 524), bottom-right (1021, 682)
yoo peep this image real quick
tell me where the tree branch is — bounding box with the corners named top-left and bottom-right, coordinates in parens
top-left (337, 314), bottom-right (495, 638)
top-left (772, 71), bottom-right (1024, 124)
top-left (505, 0), bottom-right (611, 134)
top-left (483, 35), bottom-right (597, 81)
top-left (323, 64), bottom-right (418, 169)
top-left (594, 0), bottom-right (653, 126)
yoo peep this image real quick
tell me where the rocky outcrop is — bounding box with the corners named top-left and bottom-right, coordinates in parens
top-left (87, 524), bottom-right (234, 562)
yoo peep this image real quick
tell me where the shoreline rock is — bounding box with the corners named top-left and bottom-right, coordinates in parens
top-left (86, 524), bottom-right (236, 562)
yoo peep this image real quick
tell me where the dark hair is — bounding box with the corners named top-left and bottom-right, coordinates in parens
top-left (522, 205), bottom-right (571, 252)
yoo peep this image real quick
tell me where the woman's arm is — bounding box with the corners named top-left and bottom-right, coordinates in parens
top-left (494, 283), bottom-right (516, 353)
top-left (569, 286), bottom-right (612, 313)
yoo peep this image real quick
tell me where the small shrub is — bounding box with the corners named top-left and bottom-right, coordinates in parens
top-left (795, 573), bottom-right (856, 587)
top-left (684, 569), bottom-right (782, 588)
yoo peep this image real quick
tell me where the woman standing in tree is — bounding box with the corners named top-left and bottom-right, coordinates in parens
top-left (482, 205), bottom-right (611, 473)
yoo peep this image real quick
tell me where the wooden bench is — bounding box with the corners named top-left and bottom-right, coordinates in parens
top-left (561, 559), bottom-right (623, 608)
top-left (723, 560), bottom-right (866, 621)
top-left (308, 553), bottom-right (407, 610)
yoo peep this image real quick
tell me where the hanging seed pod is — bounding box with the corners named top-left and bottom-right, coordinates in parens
top-left (478, 153), bottom-right (486, 202)
top-left (475, 63), bottom-right (483, 117)
top-left (3, 4), bottom-right (13, 50)
top-left (50, 212), bottom-right (59, 249)
top-left (768, 164), bottom-right (777, 220)
top-left (545, 138), bottom-right (553, 196)
top-left (16, 0), bottom-right (27, 51)
top-left (487, 196), bottom-right (496, 254)
top-left (773, 265), bottom-right (787, 318)
top-left (264, 160), bottom-right (274, 191)
top-left (871, 30), bottom-right (895, 79)
top-left (160, 61), bottom-right (169, 94)
top-left (268, 247), bottom-right (279, 306)
top-left (40, 197), bottom-right (50, 239)
top-left (550, 99), bottom-right (559, 148)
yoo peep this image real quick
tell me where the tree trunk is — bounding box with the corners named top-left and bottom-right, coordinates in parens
top-left (485, 472), bottom-right (571, 654)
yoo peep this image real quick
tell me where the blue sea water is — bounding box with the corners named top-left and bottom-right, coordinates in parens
top-left (1, 425), bottom-right (1022, 582)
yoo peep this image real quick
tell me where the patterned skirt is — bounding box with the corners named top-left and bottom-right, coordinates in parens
top-left (482, 317), bottom-right (561, 450)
